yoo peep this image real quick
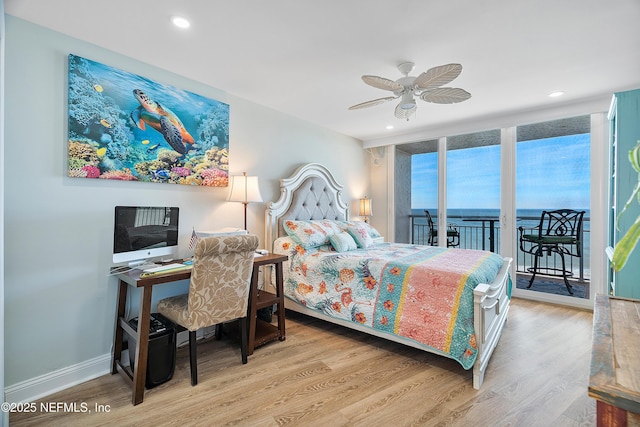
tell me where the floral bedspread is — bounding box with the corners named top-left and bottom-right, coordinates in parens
top-left (274, 239), bottom-right (504, 369)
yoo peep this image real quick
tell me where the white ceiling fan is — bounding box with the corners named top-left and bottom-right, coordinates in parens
top-left (348, 62), bottom-right (471, 120)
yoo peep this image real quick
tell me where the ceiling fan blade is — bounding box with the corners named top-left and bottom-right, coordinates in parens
top-left (362, 75), bottom-right (403, 91)
top-left (415, 63), bottom-right (463, 89)
top-left (348, 96), bottom-right (396, 110)
top-left (420, 87), bottom-right (471, 104)
top-left (394, 101), bottom-right (416, 119)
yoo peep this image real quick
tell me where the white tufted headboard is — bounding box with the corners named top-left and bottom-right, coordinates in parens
top-left (265, 163), bottom-right (349, 251)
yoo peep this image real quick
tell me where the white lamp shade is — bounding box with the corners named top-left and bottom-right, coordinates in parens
top-left (228, 174), bottom-right (263, 203)
top-left (359, 197), bottom-right (372, 217)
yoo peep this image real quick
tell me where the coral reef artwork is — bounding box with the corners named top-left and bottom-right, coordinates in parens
top-left (67, 54), bottom-right (230, 186)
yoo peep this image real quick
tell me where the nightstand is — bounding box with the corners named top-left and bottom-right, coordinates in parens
top-left (248, 253), bottom-right (288, 354)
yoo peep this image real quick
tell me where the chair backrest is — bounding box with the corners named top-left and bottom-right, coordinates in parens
top-left (424, 209), bottom-right (438, 245)
top-left (537, 209), bottom-right (585, 252)
top-left (424, 210), bottom-right (436, 244)
top-left (187, 234), bottom-right (259, 330)
top-left (424, 210), bottom-right (435, 233)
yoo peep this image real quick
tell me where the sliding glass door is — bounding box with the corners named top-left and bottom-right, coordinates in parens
top-left (515, 116), bottom-right (591, 301)
top-left (407, 140), bottom-right (438, 245)
top-left (446, 130), bottom-right (501, 251)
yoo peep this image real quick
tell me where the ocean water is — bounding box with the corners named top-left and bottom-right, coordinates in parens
top-left (412, 208), bottom-right (590, 227)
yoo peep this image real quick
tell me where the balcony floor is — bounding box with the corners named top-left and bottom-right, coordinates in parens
top-left (515, 273), bottom-right (589, 299)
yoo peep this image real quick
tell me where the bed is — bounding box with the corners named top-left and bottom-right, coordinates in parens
top-left (265, 163), bottom-right (512, 389)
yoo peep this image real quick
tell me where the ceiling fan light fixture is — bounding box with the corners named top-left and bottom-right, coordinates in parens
top-left (399, 94), bottom-right (416, 110)
top-left (400, 100), bottom-right (416, 110)
top-left (395, 102), bottom-right (416, 120)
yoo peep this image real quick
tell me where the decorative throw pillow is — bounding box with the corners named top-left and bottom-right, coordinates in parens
top-left (273, 236), bottom-right (298, 253)
top-left (329, 232), bottom-right (358, 252)
top-left (362, 222), bottom-right (382, 238)
top-left (338, 220), bottom-right (382, 238)
top-left (283, 219), bottom-right (342, 248)
top-left (347, 223), bottom-right (374, 248)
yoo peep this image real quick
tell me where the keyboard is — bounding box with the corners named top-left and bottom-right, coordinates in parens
top-left (142, 263), bottom-right (188, 273)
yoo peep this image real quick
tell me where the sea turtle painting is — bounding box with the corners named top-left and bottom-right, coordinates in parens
top-left (67, 54), bottom-right (230, 186)
top-left (130, 89), bottom-right (195, 154)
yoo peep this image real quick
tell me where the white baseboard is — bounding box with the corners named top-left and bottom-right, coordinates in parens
top-left (5, 329), bottom-right (213, 403)
top-left (4, 353), bottom-right (111, 404)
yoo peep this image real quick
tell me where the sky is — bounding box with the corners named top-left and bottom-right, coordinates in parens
top-left (412, 133), bottom-right (591, 210)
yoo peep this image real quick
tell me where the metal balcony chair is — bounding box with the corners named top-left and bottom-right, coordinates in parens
top-left (425, 210), bottom-right (460, 247)
top-left (518, 209), bottom-right (585, 295)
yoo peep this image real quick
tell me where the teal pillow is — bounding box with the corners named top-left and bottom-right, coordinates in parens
top-left (347, 223), bottom-right (374, 248)
top-left (329, 232), bottom-right (358, 252)
top-left (283, 219), bottom-right (342, 248)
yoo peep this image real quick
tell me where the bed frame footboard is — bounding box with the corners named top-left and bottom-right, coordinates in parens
top-left (283, 256), bottom-right (513, 390)
top-left (472, 257), bottom-right (513, 389)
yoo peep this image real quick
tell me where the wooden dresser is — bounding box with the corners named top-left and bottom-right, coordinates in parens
top-left (589, 294), bottom-right (640, 426)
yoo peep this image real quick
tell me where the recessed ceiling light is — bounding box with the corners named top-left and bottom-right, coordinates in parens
top-left (386, 125), bottom-right (394, 130)
top-left (171, 16), bottom-right (191, 29)
top-left (548, 91), bottom-right (565, 98)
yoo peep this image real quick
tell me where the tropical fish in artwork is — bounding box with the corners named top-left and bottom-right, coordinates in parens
top-left (100, 119), bottom-right (112, 128)
top-left (141, 139), bottom-right (150, 145)
top-left (93, 84), bottom-right (104, 93)
top-left (146, 144), bottom-right (160, 153)
top-left (96, 147), bottom-right (107, 157)
top-left (130, 89), bottom-right (195, 155)
top-left (151, 169), bottom-right (171, 180)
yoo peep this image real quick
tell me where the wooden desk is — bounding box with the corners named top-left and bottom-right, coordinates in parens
top-left (248, 253), bottom-right (288, 355)
top-left (111, 253), bottom-right (288, 405)
top-left (111, 266), bottom-right (191, 406)
top-left (589, 294), bottom-right (640, 426)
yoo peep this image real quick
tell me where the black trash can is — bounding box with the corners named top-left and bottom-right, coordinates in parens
top-left (127, 313), bottom-right (176, 389)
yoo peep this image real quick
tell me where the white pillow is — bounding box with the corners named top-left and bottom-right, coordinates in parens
top-left (347, 223), bottom-right (374, 248)
top-left (329, 232), bottom-right (358, 252)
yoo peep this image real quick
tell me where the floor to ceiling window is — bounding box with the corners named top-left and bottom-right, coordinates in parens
top-left (515, 116), bottom-right (591, 300)
top-left (399, 139), bottom-right (438, 244)
top-left (408, 130), bottom-right (502, 251)
top-left (400, 115), bottom-right (592, 302)
top-left (446, 130), bottom-right (501, 251)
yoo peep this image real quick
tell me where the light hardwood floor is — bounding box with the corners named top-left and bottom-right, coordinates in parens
top-left (11, 298), bottom-right (596, 426)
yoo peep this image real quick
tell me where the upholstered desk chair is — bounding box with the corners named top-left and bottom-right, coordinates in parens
top-left (157, 234), bottom-right (259, 386)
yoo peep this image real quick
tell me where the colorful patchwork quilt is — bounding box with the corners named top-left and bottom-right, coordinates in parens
top-left (274, 238), bottom-right (504, 369)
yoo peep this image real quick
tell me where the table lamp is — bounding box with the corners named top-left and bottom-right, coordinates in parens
top-left (228, 172), bottom-right (263, 230)
top-left (359, 197), bottom-right (372, 223)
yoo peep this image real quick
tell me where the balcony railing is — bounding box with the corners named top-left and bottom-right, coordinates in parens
top-left (409, 214), bottom-right (590, 282)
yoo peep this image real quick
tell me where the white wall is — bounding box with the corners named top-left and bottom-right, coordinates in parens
top-left (1, 1), bottom-right (6, 424)
top-left (3, 16), bottom-right (368, 398)
top-left (368, 147), bottom-right (391, 241)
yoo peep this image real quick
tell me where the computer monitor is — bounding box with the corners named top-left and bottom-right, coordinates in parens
top-left (113, 206), bottom-right (179, 266)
